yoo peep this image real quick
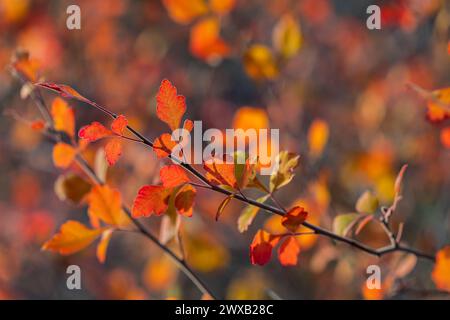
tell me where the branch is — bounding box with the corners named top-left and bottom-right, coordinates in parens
top-left (36, 82), bottom-right (437, 263)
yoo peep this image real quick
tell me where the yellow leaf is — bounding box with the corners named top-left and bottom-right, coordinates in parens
top-left (332, 213), bottom-right (360, 236)
top-left (243, 45), bottom-right (278, 80)
top-left (52, 143), bottom-right (76, 169)
top-left (269, 151), bottom-right (300, 192)
top-left (42, 220), bottom-right (103, 255)
top-left (355, 191), bottom-right (379, 214)
top-left (51, 97), bottom-right (75, 138)
top-left (272, 14), bottom-right (302, 58)
top-left (142, 255), bottom-right (178, 291)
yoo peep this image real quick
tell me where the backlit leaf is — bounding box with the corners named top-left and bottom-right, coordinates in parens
top-left (250, 229), bottom-right (279, 266)
top-left (153, 133), bottom-right (178, 158)
top-left (156, 79), bottom-right (186, 131)
top-left (237, 195), bottom-right (270, 233)
top-left (355, 191), bottom-right (379, 214)
top-left (104, 138), bottom-right (123, 166)
top-left (111, 115), bottom-right (128, 135)
top-left (269, 151), bottom-right (300, 192)
top-left (432, 246), bottom-right (450, 292)
top-left (308, 119), bottom-right (329, 158)
top-left (174, 184), bottom-right (196, 217)
top-left (278, 236), bottom-right (300, 266)
top-left (51, 97), bottom-right (75, 138)
top-left (162, 0), bottom-right (208, 24)
top-left (132, 185), bottom-right (172, 217)
top-left (96, 229), bottom-right (114, 264)
top-left (204, 156), bottom-right (237, 188)
top-left (52, 143), bottom-right (76, 169)
top-left (88, 185), bottom-right (129, 227)
top-left (160, 164), bottom-right (190, 188)
top-left (243, 45), bottom-right (278, 80)
top-left (281, 206), bottom-right (308, 232)
top-left (190, 17), bottom-right (230, 63)
top-left (78, 122), bottom-right (112, 142)
top-left (42, 220), bottom-right (103, 255)
top-left (332, 213), bottom-right (360, 237)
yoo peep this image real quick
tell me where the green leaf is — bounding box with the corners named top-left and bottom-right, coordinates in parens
top-left (237, 195), bottom-right (270, 233)
top-left (332, 213), bottom-right (360, 236)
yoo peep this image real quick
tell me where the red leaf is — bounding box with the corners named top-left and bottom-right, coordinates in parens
top-left (111, 115), bottom-right (128, 135)
top-left (132, 185), bottom-right (171, 217)
top-left (104, 138), bottom-right (123, 166)
top-left (156, 79), bottom-right (186, 131)
top-left (281, 206), bottom-right (308, 232)
top-left (35, 82), bottom-right (88, 102)
top-left (153, 133), bottom-right (178, 158)
top-left (278, 236), bottom-right (300, 266)
top-left (79, 122), bottom-right (112, 142)
top-left (250, 229), bottom-right (279, 266)
top-left (160, 164), bottom-right (190, 188)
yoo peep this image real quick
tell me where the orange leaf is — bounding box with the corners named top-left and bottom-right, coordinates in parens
top-left (153, 133), bottom-right (178, 158)
top-left (281, 206), bottom-right (308, 232)
top-left (160, 164), bottom-right (190, 188)
top-left (278, 236), bottom-right (300, 266)
top-left (96, 229), bottom-right (114, 264)
top-left (203, 156), bottom-right (237, 188)
top-left (111, 114), bottom-right (128, 135)
top-left (427, 87), bottom-right (450, 122)
top-left (250, 229), bottom-right (279, 266)
top-left (78, 122), bottom-right (112, 142)
top-left (88, 185), bottom-right (129, 227)
top-left (42, 220), bottom-right (103, 255)
top-left (432, 246), bottom-right (450, 292)
top-left (440, 127), bottom-right (450, 149)
top-left (243, 45), bottom-right (278, 80)
top-left (232, 107), bottom-right (269, 131)
top-left (175, 184), bottom-right (196, 217)
top-left (308, 119), bottom-right (329, 158)
top-left (190, 17), bottom-right (230, 62)
top-left (13, 55), bottom-right (40, 82)
top-left (132, 185), bottom-right (172, 217)
top-left (209, 0), bottom-right (235, 15)
top-left (156, 79), bottom-right (186, 131)
top-left (51, 97), bottom-right (75, 138)
top-left (105, 138), bottom-right (123, 166)
top-left (52, 143), bottom-right (76, 169)
top-left (162, 0), bottom-right (208, 24)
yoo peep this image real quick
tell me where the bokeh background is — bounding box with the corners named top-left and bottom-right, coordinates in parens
top-left (0, 0), bottom-right (449, 299)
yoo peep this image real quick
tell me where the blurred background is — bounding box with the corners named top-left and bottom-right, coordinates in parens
top-left (0, 0), bottom-right (449, 299)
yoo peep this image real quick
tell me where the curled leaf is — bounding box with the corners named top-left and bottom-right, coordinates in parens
top-left (281, 206), bottom-right (308, 232)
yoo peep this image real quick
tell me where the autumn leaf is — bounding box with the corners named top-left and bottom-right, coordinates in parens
top-left (35, 82), bottom-right (88, 103)
top-left (51, 97), bottom-right (75, 138)
top-left (209, 0), bottom-right (235, 15)
top-left (42, 220), bottom-right (104, 255)
top-left (78, 122), bottom-right (112, 142)
top-left (190, 17), bottom-right (230, 62)
top-left (52, 143), bottom-right (76, 169)
top-left (233, 151), bottom-right (257, 189)
top-left (232, 107), bottom-right (269, 131)
top-left (308, 119), bottom-right (329, 158)
top-left (272, 14), bottom-right (302, 59)
top-left (250, 229), bottom-right (279, 266)
top-left (332, 213), bottom-right (360, 237)
top-left (216, 194), bottom-right (235, 221)
top-left (281, 206), bottom-right (308, 232)
top-left (441, 127), bottom-right (450, 149)
top-left (54, 173), bottom-right (92, 205)
top-left (174, 184), bottom-right (196, 217)
top-left (278, 236), bottom-right (300, 266)
top-left (160, 164), bottom-right (190, 188)
top-left (426, 87), bottom-right (450, 122)
top-left (31, 120), bottom-right (45, 131)
top-left (237, 195), bottom-right (270, 233)
top-left (88, 185), bottom-right (129, 227)
top-left (132, 185), bottom-right (172, 217)
top-left (111, 114), bottom-right (128, 135)
top-left (156, 79), bottom-right (186, 131)
top-left (96, 229), bottom-right (114, 264)
top-left (269, 151), bottom-right (300, 192)
top-left (432, 246), bottom-right (450, 292)
top-left (142, 256), bottom-right (178, 291)
top-left (204, 156), bottom-right (237, 188)
top-left (153, 133), bottom-right (178, 158)
top-left (104, 138), bottom-right (123, 166)
top-left (355, 191), bottom-right (379, 214)
top-left (162, 0), bottom-right (208, 24)
top-left (243, 45), bottom-right (278, 80)
top-left (12, 54), bottom-right (40, 82)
